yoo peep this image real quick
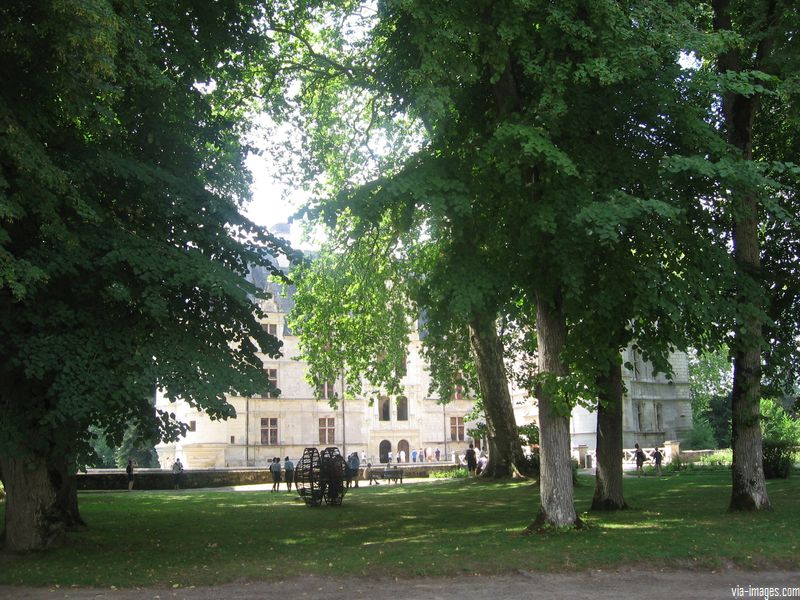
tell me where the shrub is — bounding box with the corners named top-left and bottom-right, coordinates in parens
top-left (665, 455), bottom-right (686, 472)
top-left (761, 398), bottom-right (800, 445)
top-left (518, 423), bottom-right (540, 447)
top-left (699, 449), bottom-right (732, 467)
top-left (762, 439), bottom-right (794, 479)
top-left (518, 450), bottom-right (540, 478)
top-left (431, 467), bottom-right (468, 479)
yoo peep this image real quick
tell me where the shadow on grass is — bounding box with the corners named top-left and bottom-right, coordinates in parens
top-left (0, 472), bottom-right (798, 587)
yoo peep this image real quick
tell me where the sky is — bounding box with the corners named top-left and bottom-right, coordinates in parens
top-left (244, 149), bottom-right (318, 252)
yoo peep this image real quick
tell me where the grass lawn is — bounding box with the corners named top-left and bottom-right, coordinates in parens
top-left (0, 471), bottom-right (798, 587)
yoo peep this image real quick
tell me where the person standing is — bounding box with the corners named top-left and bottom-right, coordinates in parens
top-left (465, 443), bottom-right (477, 476)
top-left (476, 453), bottom-right (488, 476)
top-left (284, 456), bottom-right (294, 491)
top-left (652, 447), bottom-right (663, 476)
top-left (269, 456), bottom-right (282, 492)
top-left (634, 443), bottom-right (646, 477)
top-left (411, 448), bottom-right (418, 462)
top-left (126, 459), bottom-right (135, 491)
top-left (398, 449), bottom-right (406, 463)
top-left (347, 452), bottom-right (361, 488)
top-left (172, 458), bottom-right (183, 490)
top-left (435, 447), bottom-right (441, 461)
top-left (365, 462), bottom-right (380, 485)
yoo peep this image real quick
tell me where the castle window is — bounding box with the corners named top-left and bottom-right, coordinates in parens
top-left (319, 381), bottom-right (336, 400)
top-left (319, 417), bottom-right (335, 445)
top-left (379, 396), bottom-right (390, 421)
top-left (263, 368), bottom-right (278, 398)
top-left (450, 416), bottom-right (465, 441)
top-left (260, 417), bottom-right (278, 445)
top-left (397, 396), bottom-right (408, 421)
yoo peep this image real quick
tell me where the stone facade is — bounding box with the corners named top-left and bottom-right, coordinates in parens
top-left (156, 278), bottom-right (478, 469)
top-left (567, 346), bottom-right (692, 451)
top-left (156, 274), bottom-right (692, 469)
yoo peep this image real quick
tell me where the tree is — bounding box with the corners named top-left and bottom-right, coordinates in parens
top-left (349, 0), bottom-right (711, 528)
top-left (285, 0), bottom-right (720, 527)
top-left (274, 5), bottom-right (531, 477)
top-left (708, 0), bottom-right (799, 511)
top-left (288, 218), bottom-right (414, 405)
top-left (0, 1), bottom-right (289, 550)
top-left (289, 199), bottom-right (529, 477)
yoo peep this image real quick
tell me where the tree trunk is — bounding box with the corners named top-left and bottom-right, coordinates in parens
top-left (730, 336), bottom-right (771, 510)
top-left (468, 312), bottom-right (527, 478)
top-left (0, 455), bottom-right (66, 551)
top-left (527, 293), bottom-right (579, 531)
top-left (713, 0), bottom-right (773, 512)
top-left (728, 190), bottom-right (771, 510)
top-left (591, 361), bottom-right (627, 511)
top-left (49, 454), bottom-right (86, 530)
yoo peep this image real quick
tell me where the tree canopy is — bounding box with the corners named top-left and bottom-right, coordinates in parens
top-left (0, 0), bottom-right (291, 550)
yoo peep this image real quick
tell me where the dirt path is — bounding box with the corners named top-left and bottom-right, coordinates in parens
top-left (2, 570), bottom-right (799, 600)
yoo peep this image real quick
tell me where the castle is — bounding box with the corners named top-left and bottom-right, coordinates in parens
top-left (155, 269), bottom-right (692, 468)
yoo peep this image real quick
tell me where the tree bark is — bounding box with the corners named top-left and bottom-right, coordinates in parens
top-left (468, 312), bottom-right (527, 478)
top-left (50, 454), bottom-right (86, 530)
top-left (591, 361), bottom-right (627, 511)
top-left (0, 455), bottom-right (67, 551)
top-left (527, 293), bottom-right (579, 530)
top-left (713, 0), bottom-right (773, 512)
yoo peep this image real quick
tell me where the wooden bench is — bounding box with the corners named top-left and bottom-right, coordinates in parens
top-left (367, 468), bottom-right (403, 484)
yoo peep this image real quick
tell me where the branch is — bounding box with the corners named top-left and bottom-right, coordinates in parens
top-left (267, 23), bottom-right (357, 81)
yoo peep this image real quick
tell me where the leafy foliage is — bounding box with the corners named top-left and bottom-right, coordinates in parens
top-left (762, 440), bottom-right (794, 479)
top-left (113, 423), bottom-right (160, 469)
top-left (683, 417), bottom-right (719, 451)
top-left (689, 347), bottom-right (733, 447)
top-left (288, 217), bottom-right (414, 403)
top-left (761, 398), bottom-right (800, 445)
top-left (0, 1), bottom-right (288, 468)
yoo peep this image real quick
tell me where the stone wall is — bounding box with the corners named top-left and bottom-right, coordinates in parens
top-left (76, 464), bottom-right (457, 491)
top-left (77, 468), bottom-right (274, 491)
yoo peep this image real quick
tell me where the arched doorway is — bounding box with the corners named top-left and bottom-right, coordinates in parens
top-left (398, 439), bottom-right (410, 462)
top-left (379, 440), bottom-right (392, 464)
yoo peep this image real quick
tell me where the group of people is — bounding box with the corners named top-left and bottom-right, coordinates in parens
top-left (124, 443), bottom-right (667, 494)
top-left (634, 443), bottom-right (664, 476)
top-left (410, 447), bottom-right (441, 462)
top-left (269, 456), bottom-right (295, 492)
top-left (268, 453), bottom-right (361, 492)
top-left (462, 443), bottom-right (488, 476)
top-left (384, 447), bottom-right (444, 463)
